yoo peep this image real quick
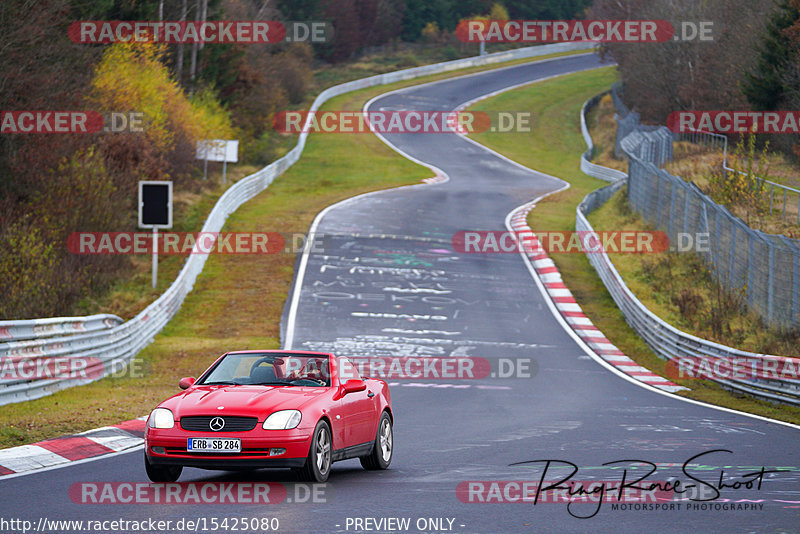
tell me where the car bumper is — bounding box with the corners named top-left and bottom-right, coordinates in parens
top-left (145, 425), bottom-right (312, 470)
top-left (145, 455), bottom-right (307, 469)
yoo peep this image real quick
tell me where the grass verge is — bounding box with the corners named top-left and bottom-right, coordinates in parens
top-left (0, 49), bottom-right (592, 449)
top-left (467, 67), bottom-right (800, 425)
top-left (589, 188), bottom-right (800, 357)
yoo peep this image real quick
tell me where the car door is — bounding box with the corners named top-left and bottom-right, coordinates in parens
top-left (337, 358), bottom-right (378, 448)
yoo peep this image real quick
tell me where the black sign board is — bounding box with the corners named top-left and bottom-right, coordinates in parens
top-left (138, 181), bottom-right (172, 229)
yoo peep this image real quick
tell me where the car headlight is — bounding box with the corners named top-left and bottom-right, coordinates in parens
top-left (263, 410), bottom-right (302, 430)
top-left (148, 408), bottom-right (175, 429)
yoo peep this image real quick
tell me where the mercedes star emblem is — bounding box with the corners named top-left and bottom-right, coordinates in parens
top-left (209, 417), bottom-right (225, 431)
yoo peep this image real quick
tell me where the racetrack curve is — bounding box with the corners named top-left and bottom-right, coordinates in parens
top-left (2, 53), bottom-right (798, 534)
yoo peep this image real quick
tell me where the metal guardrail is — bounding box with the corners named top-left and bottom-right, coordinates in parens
top-left (577, 93), bottom-right (800, 405)
top-left (0, 314), bottom-right (122, 342)
top-left (580, 93), bottom-right (627, 183)
top-left (0, 42), bottom-right (596, 406)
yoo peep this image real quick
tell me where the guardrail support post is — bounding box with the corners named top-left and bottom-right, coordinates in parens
top-left (794, 246), bottom-right (800, 325)
top-left (748, 234), bottom-right (754, 308)
top-left (656, 171), bottom-right (663, 228)
top-left (683, 186), bottom-right (690, 235)
top-left (770, 184), bottom-right (774, 214)
top-left (714, 208), bottom-right (720, 272)
top-left (783, 189), bottom-right (787, 220)
top-left (702, 202), bottom-right (712, 265)
top-left (730, 223), bottom-right (737, 288)
top-left (768, 241), bottom-right (775, 323)
top-left (669, 183), bottom-right (676, 237)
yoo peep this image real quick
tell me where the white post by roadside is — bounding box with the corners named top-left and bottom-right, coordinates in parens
top-left (152, 227), bottom-right (158, 289)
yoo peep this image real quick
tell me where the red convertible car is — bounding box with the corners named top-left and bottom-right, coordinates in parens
top-left (144, 350), bottom-right (393, 482)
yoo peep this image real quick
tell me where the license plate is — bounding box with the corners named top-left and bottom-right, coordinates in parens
top-left (187, 437), bottom-right (241, 452)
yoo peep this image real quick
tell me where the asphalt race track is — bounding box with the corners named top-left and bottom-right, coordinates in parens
top-left (2, 53), bottom-right (799, 533)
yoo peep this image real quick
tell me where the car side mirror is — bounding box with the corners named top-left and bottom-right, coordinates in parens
top-left (179, 377), bottom-right (196, 390)
top-left (342, 379), bottom-right (366, 395)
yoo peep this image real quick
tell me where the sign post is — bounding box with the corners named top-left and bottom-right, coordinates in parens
top-left (152, 227), bottom-right (158, 289)
top-left (138, 181), bottom-right (173, 289)
top-left (196, 140), bottom-right (238, 183)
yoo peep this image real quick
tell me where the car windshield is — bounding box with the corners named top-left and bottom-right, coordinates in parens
top-left (198, 353), bottom-right (331, 387)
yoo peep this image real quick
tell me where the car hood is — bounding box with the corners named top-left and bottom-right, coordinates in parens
top-left (160, 385), bottom-right (330, 419)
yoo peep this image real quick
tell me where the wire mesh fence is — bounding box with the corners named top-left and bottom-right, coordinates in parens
top-left (614, 87), bottom-right (800, 328)
top-left (579, 94), bottom-right (800, 404)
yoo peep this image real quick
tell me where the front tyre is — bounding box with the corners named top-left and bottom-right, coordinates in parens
top-left (297, 421), bottom-right (332, 482)
top-left (144, 454), bottom-right (182, 482)
top-left (360, 412), bottom-right (392, 470)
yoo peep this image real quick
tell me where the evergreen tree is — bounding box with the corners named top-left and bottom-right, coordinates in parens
top-left (743, 0), bottom-right (800, 110)
top-left (504, 0), bottom-right (591, 20)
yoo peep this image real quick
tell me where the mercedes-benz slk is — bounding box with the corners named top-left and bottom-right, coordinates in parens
top-left (144, 350), bottom-right (393, 482)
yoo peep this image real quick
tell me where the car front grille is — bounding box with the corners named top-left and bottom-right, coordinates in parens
top-left (180, 416), bottom-right (258, 432)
